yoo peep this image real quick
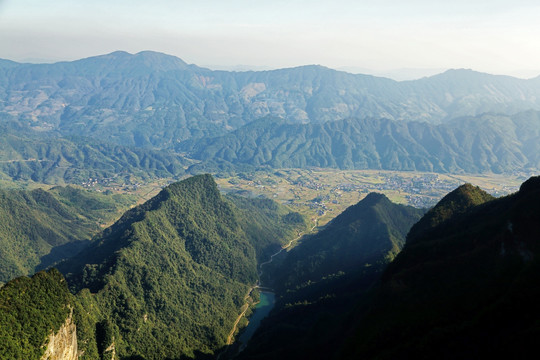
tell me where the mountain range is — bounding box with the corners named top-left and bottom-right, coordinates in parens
top-left (181, 111), bottom-right (540, 173)
top-left (2, 51), bottom-right (540, 151)
top-left (0, 121), bottom-right (189, 184)
top-left (1, 50), bottom-right (540, 360)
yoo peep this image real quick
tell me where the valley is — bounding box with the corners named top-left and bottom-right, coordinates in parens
top-left (0, 50), bottom-right (539, 360)
top-left (214, 168), bottom-right (525, 226)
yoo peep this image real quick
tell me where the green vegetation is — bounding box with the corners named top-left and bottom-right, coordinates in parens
top-left (0, 186), bottom-right (136, 283)
top-left (276, 193), bottom-right (424, 291)
top-left (181, 112), bottom-right (540, 174)
top-left (54, 174), bottom-right (305, 359)
top-left (338, 176), bottom-right (540, 359)
top-left (0, 122), bottom-right (188, 185)
top-left (406, 183), bottom-right (494, 243)
top-left (0, 269), bottom-right (73, 360)
top-left (227, 194), bottom-right (307, 262)
top-left (239, 192), bottom-right (424, 360)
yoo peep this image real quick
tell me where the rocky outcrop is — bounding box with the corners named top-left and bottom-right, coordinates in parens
top-left (41, 308), bottom-right (78, 360)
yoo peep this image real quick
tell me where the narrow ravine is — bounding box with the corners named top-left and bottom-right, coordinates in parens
top-left (218, 216), bottom-right (322, 359)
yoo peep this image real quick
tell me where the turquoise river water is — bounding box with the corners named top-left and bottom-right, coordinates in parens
top-left (237, 291), bottom-right (275, 350)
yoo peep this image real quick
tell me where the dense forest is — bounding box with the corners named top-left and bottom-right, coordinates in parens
top-left (0, 175), bottom-right (306, 359)
top-left (54, 174), bottom-right (305, 359)
top-left (0, 269), bottom-right (75, 360)
top-left (0, 185), bottom-right (135, 283)
top-left (238, 192), bottom-right (424, 359)
top-left (180, 112), bottom-right (540, 173)
top-left (1, 173), bottom-right (539, 359)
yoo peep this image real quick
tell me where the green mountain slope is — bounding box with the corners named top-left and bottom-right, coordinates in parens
top-left (238, 193), bottom-right (424, 360)
top-left (240, 177), bottom-right (540, 359)
top-left (2, 51), bottom-right (540, 149)
top-left (57, 174), bottom-right (305, 359)
top-left (244, 176), bottom-right (540, 360)
top-left (406, 183), bottom-right (494, 242)
top-left (0, 186), bottom-right (135, 283)
top-left (0, 122), bottom-right (188, 184)
top-left (182, 111), bottom-right (540, 173)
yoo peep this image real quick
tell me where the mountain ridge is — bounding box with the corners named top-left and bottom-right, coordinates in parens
top-left (3, 50), bottom-right (540, 150)
top-left (3, 52), bottom-right (538, 79)
top-left (182, 112), bottom-right (540, 173)
top-left (339, 176), bottom-right (540, 359)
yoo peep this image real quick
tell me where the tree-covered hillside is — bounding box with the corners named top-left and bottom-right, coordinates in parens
top-left (0, 269), bottom-right (75, 360)
top-left (0, 186), bottom-right (135, 283)
top-left (338, 177), bottom-right (540, 359)
top-left (0, 122), bottom-right (188, 184)
top-left (56, 174), bottom-right (305, 359)
top-left (181, 111), bottom-right (540, 173)
top-left (241, 176), bottom-right (540, 360)
top-left (276, 193), bottom-right (424, 290)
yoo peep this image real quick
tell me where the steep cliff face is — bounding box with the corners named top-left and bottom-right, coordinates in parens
top-left (41, 308), bottom-right (78, 360)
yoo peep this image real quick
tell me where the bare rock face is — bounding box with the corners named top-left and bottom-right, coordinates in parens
top-left (41, 308), bottom-right (78, 360)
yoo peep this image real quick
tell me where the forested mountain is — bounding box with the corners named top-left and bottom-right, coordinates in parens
top-left (241, 176), bottom-right (540, 360)
top-left (0, 122), bottom-right (188, 184)
top-left (274, 193), bottom-right (424, 290)
top-left (182, 111), bottom-right (540, 173)
top-left (0, 186), bottom-right (135, 283)
top-left (52, 174), bottom-right (305, 359)
top-left (2, 51), bottom-right (540, 149)
top-left (0, 269), bottom-right (79, 360)
top-left (238, 193), bottom-right (424, 360)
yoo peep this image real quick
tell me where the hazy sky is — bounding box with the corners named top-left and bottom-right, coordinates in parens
top-left (1, 0), bottom-right (539, 78)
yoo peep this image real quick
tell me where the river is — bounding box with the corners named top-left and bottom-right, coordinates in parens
top-left (227, 219), bottom-right (320, 356)
top-left (237, 291), bottom-right (275, 351)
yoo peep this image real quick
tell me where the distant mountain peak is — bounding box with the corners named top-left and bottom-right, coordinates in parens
top-left (133, 50), bottom-right (188, 64)
top-left (75, 50), bottom-right (189, 72)
top-left (105, 50), bottom-right (131, 58)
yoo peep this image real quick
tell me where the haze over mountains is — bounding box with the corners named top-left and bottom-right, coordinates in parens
top-left (2, 51), bottom-right (540, 150)
top-left (1, 50), bottom-right (540, 181)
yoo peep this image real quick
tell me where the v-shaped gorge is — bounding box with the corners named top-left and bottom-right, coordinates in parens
top-left (238, 176), bottom-right (540, 360)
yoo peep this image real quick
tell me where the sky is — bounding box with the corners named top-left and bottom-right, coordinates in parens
top-left (1, 0), bottom-right (539, 79)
